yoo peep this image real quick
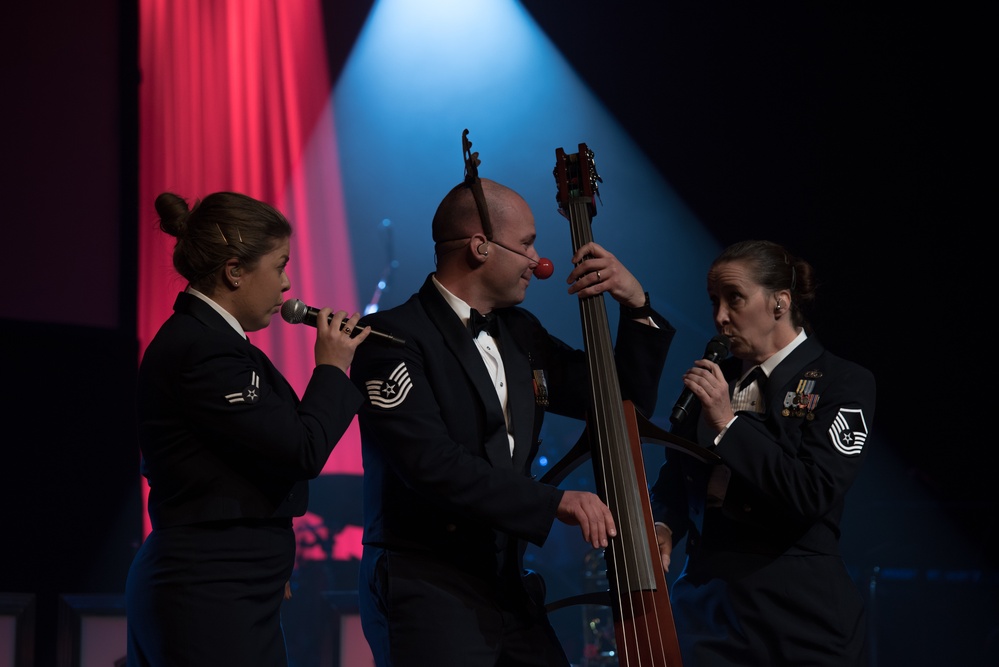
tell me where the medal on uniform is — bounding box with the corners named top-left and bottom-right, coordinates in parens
top-left (533, 368), bottom-right (549, 407)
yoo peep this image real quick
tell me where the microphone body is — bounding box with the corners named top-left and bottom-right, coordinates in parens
top-left (281, 299), bottom-right (406, 346)
top-left (669, 334), bottom-right (731, 426)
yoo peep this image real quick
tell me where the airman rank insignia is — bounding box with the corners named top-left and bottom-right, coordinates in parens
top-left (829, 407), bottom-right (869, 456)
top-left (226, 371), bottom-right (261, 405)
top-left (365, 362), bottom-right (413, 409)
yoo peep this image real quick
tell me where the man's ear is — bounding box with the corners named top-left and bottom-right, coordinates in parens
top-left (470, 233), bottom-right (489, 262)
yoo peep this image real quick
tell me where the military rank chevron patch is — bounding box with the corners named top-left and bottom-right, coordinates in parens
top-left (225, 371), bottom-right (261, 405)
top-left (364, 362), bottom-right (413, 409)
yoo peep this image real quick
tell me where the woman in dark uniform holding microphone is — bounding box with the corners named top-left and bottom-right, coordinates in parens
top-left (126, 191), bottom-right (369, 666)
top-left (650, 239), bottom-right (876, 666)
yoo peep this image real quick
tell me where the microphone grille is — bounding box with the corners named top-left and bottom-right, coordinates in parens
top-left (281, 299), bottom-right (306, 324)
top-left (706, 334), bottom-right (731, 357)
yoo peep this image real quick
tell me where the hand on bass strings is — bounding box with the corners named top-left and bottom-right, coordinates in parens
top-left (556, 490), bottom-right (618, 549)
top-left (566, 241), bottom-right (646, 309)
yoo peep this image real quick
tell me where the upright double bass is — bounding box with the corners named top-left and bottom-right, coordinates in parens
top-left (543, 144), bottom-right (716, 666)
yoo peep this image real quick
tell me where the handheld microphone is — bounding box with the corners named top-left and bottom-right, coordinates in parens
top-left (488, 241), bottom-right (554, 279)
top-left (669, 334), bottom-right (731, 426)
top-left (280, 299), bottom-right (407, 346)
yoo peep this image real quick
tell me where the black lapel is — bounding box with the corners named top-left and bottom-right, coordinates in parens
top-left (418, 277), bottom-right (512, 467)
top-left (496, 313), bottom-right (535, 471)
top-left (767, 336), bottom-right (823, 399)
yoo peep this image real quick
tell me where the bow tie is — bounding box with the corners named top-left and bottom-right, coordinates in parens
top-left (469, 308), bottom-right (499, 338)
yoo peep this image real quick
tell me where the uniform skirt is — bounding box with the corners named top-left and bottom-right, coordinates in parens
top-left (125, 519), bottom-right (295, 666)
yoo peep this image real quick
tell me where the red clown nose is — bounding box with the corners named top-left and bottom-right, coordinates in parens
top-left (533, 258), bottom-right (554, 280)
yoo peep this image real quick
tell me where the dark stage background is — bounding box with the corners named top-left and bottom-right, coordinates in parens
top-left (2, 2), bottom-right (992, 666)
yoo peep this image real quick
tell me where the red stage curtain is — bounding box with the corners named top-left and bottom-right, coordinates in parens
top-left (138, 0), bottom-right (364, 536)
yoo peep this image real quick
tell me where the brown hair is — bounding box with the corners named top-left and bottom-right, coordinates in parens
top-left (155, 191), bottom-right (292, 293)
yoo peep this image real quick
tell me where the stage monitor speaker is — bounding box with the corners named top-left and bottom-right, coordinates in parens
top-left (57, 594), bottom-right (126, 667)
top-left (0, 594), bottom-right (35, 667)
top-left (864, 566), bottom-right (999, 666)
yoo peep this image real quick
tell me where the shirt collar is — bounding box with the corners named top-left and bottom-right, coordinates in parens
top-left (187, 287), bottom-right (247, 339)
top-left (431, 274), bottom-right (476, 329)
top-left (757, 328), bottom-right (807, 378)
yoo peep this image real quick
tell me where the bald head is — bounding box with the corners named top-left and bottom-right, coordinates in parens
top-left (431, 177), bottom-right (538, 310)
top-left (432, 178), bottom-right (524, 244)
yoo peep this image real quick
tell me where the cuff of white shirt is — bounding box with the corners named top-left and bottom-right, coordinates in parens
top-left (713, 415), bottom-right (739, 447)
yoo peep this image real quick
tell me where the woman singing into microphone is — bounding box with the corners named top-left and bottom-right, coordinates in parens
top-left (125, 191), bottom-right (370, 666)
top-left (649, 240), bottom-right (876, 666)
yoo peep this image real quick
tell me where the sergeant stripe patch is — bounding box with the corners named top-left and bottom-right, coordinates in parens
top-left (828, 407), bottom-right (868, 456)
top-left (365, 362), bottom-right (413, 409)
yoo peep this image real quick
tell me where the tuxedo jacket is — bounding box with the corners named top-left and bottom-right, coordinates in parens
top-left (650, 335), bottom-right (876, 558)
top-left (137, 292), bottom-right (363, 529)
top-left (350, 275), bottom-right (675, 578)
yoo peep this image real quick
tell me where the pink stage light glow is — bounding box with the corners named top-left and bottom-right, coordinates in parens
top-left (138, 0), bottom-right (363, 545)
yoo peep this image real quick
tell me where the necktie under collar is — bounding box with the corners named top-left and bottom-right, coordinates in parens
top-left (737, 366), bottom-right (767, 392)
